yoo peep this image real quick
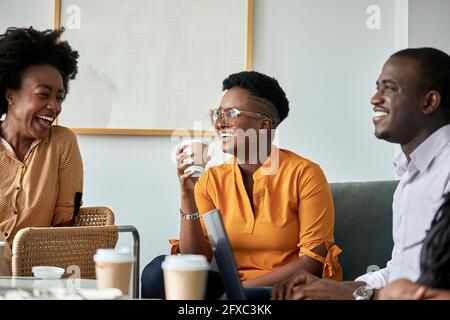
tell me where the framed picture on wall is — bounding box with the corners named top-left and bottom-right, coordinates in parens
top-left (54, 0), bottom-right (253, 136)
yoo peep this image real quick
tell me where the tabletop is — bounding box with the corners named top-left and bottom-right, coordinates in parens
top-left (0, 276), bottom-right (123, 299)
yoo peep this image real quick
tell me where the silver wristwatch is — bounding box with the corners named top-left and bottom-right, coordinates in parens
top-left (353, 286), bottom-right (374, 300)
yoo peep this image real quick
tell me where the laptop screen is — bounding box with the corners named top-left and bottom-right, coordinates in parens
top-left (202, 208), bottom-right (246, 300)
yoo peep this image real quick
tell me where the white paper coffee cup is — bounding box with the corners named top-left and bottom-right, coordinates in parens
top-left (181, 140), bottom-right (209, 178)
top-left (0, 241), bottom-right (5, 259)
top-left (93, 248), bottom-right (133, 295)
top-left (0, 241), bottom-right (8, 276)
top-left (162, 254), bottom-right (209, 300)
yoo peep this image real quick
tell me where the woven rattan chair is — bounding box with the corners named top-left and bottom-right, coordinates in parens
top-left (12, 225), bottom-right (118, 279)
top-left (74, 206), bottom-right (115, 226)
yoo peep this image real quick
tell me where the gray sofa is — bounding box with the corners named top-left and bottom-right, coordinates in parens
top-left (330, 180), bottom-right (399, 281)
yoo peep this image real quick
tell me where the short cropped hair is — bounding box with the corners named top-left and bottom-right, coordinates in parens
top-left (223, 71), bottom-right (289, 125)
top-left (392, 47), bottom-right (450, 121)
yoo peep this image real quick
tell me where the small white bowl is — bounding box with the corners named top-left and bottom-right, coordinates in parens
top-left (32, 266), bottom-right (65, 279)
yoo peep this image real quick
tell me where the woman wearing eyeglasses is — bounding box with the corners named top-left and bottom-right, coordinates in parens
top-left (141, 71), bottom-right (342, 299)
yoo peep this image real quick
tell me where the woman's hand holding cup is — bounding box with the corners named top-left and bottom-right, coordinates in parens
top-left (176, 144), bottom-right (198, 194)
top-left (176, 140), bottom-right (209, 194)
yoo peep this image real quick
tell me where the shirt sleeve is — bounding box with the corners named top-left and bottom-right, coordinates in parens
top-left (445, 179), bottom-right (450, 193)
top-left (354, 259), bottom-right (392, 288)
top-left (51, 128), bottom-right (83, 226)
top-left (297, 163), bottom-right (342, 280)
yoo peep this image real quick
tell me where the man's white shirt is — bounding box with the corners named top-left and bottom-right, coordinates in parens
top-left (356, 124), bottom-right (450, 288)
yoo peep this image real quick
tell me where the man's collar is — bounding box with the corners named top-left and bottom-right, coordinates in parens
top-left (394, 124), bottom-right (450, 175)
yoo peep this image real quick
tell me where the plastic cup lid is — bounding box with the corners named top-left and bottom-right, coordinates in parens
top-left (93, 247), bottom-right (134, 263)
top-left (161, 254), bottom-right (209, 271)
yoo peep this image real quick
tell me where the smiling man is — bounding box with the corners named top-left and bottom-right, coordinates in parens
top-left (272, 47), bottom-right (450, 300)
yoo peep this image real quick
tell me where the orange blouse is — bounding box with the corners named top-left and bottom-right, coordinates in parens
top-left (172, 147), bottom-right (342, 281)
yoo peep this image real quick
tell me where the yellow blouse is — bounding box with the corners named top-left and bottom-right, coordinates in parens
top-left (172, 147), bottom-right (342, 281)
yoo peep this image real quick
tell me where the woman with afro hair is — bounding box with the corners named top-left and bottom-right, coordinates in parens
top-left (0, 27), bottom-right (82, 273)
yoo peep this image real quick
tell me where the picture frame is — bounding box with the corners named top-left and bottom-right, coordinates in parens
top-left (54, 0), bottom-right (253, 136)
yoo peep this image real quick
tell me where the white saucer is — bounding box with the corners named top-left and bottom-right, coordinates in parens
top-left (32, 266), bottom-right (65, 279)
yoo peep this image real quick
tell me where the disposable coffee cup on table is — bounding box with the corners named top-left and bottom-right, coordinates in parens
top-left (182, 140), bottom-right (209, 178)
top-left (93, 247), bottom-right (133, 296)
top-left (0, 241), bottom-right (7, 276)
top-left (0, 241), bottom-right (5, 262)
top-left (162, 254), bottom-right (209, 300)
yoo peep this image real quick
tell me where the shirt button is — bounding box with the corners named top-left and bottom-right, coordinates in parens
top-left (4, 232), bottom-right (8, 237)
top-left (13, 210), bottom-right (18, 215)
top-left (16, 186), bottom-right (21, 191)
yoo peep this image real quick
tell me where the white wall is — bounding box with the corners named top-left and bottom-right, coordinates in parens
top-left (253, 0), bottom-right (399, 182)
top-left (409, 0), bottom-right (450, 53)
top-left (2, 0), bottom-right (449, 276)
top-left (76, 134), bottom-right (181, 267)
top-left (0, 0), bottom-right (54, 30)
